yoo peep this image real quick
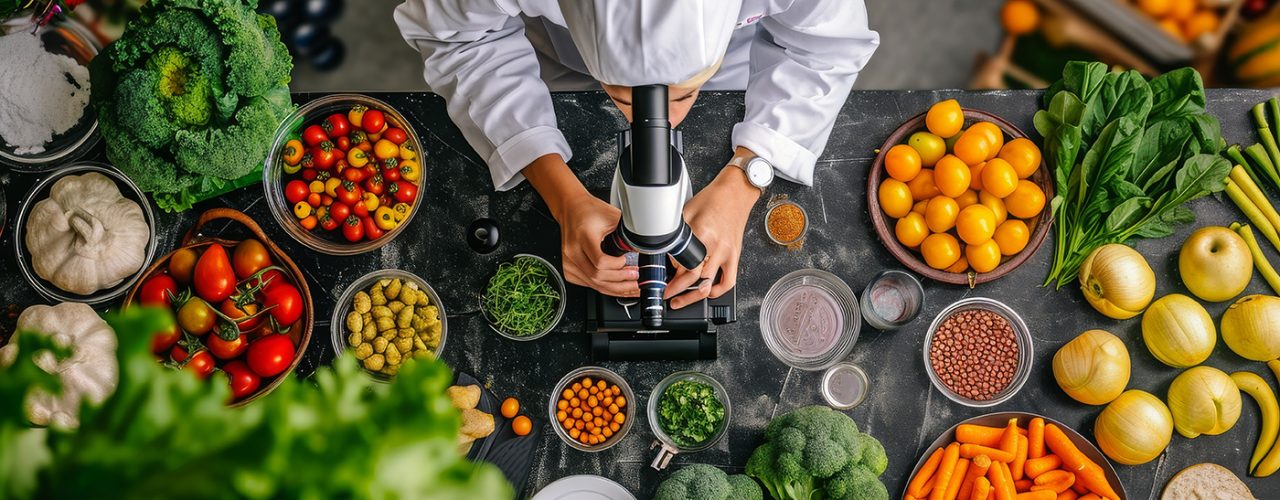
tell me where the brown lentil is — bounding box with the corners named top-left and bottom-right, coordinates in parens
top-left (928, 309), bottom-right (1019, 401)
top-left (767, 204), bottom-right (806, 243)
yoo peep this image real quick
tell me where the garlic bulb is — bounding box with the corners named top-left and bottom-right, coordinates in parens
top-left (1053, 329), bottom-right (1131, 405)
top-left (0, 303), bottom-right (118, 428)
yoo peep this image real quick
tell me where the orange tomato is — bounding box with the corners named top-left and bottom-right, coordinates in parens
top-left (1169, 0), bottom-right (1195, 21)
top-left (885, 144), bottom-right (922, 182)
top-left (512, 415), bottom-right (533, 436)
top-left (968, 122), bottom-right (1004, 161)
top-left (1001, 0), bottom-right (1040, 36)
top-left (896, 212), bottom-right (929, 248)
top-left (908, 169), bottom-right (942, 200)
top-left (1183, 10), bottom-right (1220, 41)
top-left (879, 179), bottom-right (914, 218)
top-left (969, 162), bottom-right (986, 191)
top-left (955, 189), bottom-right (979, 209)
top-left (980, 158), bottom-right (1019, 198)
top-left (1005, 180), bottom-right (1046, 219)
top-left (926, 99), bottom-right (964, 139)
top-left (1158, 18), bottom-right (1186, 41)
top-left (501, 397), bottom-right (520, 419)
top-left (921, 233), bottom-right (962, 270)
top-left (909, 131), bottom-right (947, 167)
top-left (912, 200), bottom-right (928, 214)
top-left (966, 240), bottom-right (1003, 273)
top-left (1138, 0), bottom-right (1172, 17)
top-left (956, 204), bottom-right (997, 245)
top-left (998, 138), bottom-right (1041, 179)
top-left (980, 191), bottom-right (1008, 226)
top-left (925, 196), bottom-right (960, 233)
top-left (944, 255), bottom-right (970, 274)
top-left (993, 219), bottom-right (1031, 256)
top-left (953, 128), bottom-right (992, 166)
top-left (934, 155), bottom-right (972, 198)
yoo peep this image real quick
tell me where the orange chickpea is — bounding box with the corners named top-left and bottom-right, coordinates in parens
top-left (615, 396), bottom-right (626, 408)
top-left (611, 386), bottom-right (621, 396)
top-left (574, 420), bottom-right (584, 431)
top-left (571, 382), bottom-right (582, 391)
top-left (588, 386), bottom-right (599, 395)
top-left (603, 427), bottom-right (614, 438)
top-left (571, 407), bottom-right (582, 418)
top-left (602, 396), bottom-right (613, 407)
top-left (597, 380), bottom-right (607, 390)
top-left (569, 427), bottom-right (580, 439)
top-left (561, 389), bottom-right (573, 399)
top-left (608, 404), bottom-right (619, 414)
top-left (581, 377), bottom-right (593, 387)
top-left (610, 422), bottom-right (621, 432)
top-left (577, 389), bottom-right (588, 400)
top-left (556, 410), bottom-right (567, 422)
top-left (592, 406), bottom-right (603, 417)
top-left (570, 397), bottom-right (580, 407)
top-left (587, 395), bottom-right (598, 407)
top-left (557, 399), bottom-right (568, 410)
top-left (613, 413), bottom-right (625, 424)
top-left (563, 417), bottom-right (575, 429)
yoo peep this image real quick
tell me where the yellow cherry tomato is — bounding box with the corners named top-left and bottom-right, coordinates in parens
top-left (283, 139), bottom-right (304, 165)
top-left (909, 131), bottom-right (947, 167)
top-left (925, 196), bottom-right (960, 233)
top-left (293, 201), bottom-right (312, 219)
top-left (399, 143), bottom-right (418, 161)
top-left (980, 158), bottom-right (1018, 198)
top-left (907, 169), bottom-right (942, 200)
top-left (979, 191), bottom-right (1008, 226)
top-left (968, 162), bottom-right (986, 191)
top-left (309, 180), bottom-right (325, 194)
top-left (347, 147), bottom-right (370, 168)
top-left (512, 415), bottom-right (533, 436)
top-left (998, 138), bottom-right (1041, 179)
top-left (399, 160), bottom-right (421, 183)
top-left (956, 204), bottom-right (997, 245)
top-left (945, 255), bottom-right (970, 274)
top-left (1001, 0), bottom-right (1040, 36)
top-left (1004, 180), bottom-right (1046, 219)
top-left (501, 397), bottom-right (520, 419)
top-left (912, 200), bottom-right (928, 214)
top-left (375, 206), bottom-right (398, 230)
top-left (953, 128), bottom-right (993, 166)
top-left (966, 239), bottom-right (1003, 273)
top-left (993, 219), bottom-right (1031, 256)
top-left (348, 105), bottom-right (367, 128)
top-left (926, 99), bottom-right (964, 138)
top-left (361, 192), bottom-right (380, 212)
top-left (955, 189), bottom-right (979, 209)
top-left (968, 122), bottom-right (1004, 160)
top-left (392, 203), bottom-right (412, 222)
top-left (879, 179), bottom-right (914, 218)
top-left (324, 177), bottom-right (342, 197)
top-left (885, 144), bottom-right (922, 182)
top-left (896, 212), bottom-right (929, 248)
top-left (921, 233), bottom-right (962, 270)
top-left (934, 155), bottom-right (971, 198)
top-left (373, 139), bottom-right (400, 161)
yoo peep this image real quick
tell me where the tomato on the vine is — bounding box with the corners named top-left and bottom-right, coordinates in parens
top-left (324, 113), bottom-right (351, 139)
top-left (363, 216), bottom-right (384, 240)
top-left (336, 181), bottom-right (362, 206)
top-left (208, 331), bottom-right (248, 360)
top-left (220, 299), bottom-right (262, 331)
top-left (247, 335), bottom-right (295, 377)
top-left (361, 110), bottom-right (386, 134)
top-left (151, 323), bottom-right (181, 354)
top-left (363, 174), bottom-right (385, 196)
top-left (178, 299), bottom-right (217, 335)
top-left (302, 125), bottom-right (328, 147)
top-left (311, 144), bottom-right (338, 170)
top-left (139, 274), bottom-right (177, 307)
top-left (383, 127), bottom-right (408, 145)
top-left (285, 180), bottom-right (309, 205)
top-left (194, 244), bottom-right (236, 303)
top-left (263, 283), bottom-right (303, 326)
top-left (173, 347), bottom-right (215, 380)
top-left (393, 181), bottom-right (418, 204)
top-left (319, 214), bottom-right (340, 231)
top-left (223, 360), bottom-right (260, 400)
top-left (342, 215), bottom-right (365, 242)
top-left (232, 240), bottom-right (272, 280)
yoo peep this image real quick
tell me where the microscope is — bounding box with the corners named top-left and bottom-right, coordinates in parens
top-left (586, 85), bottom-right (736, 361)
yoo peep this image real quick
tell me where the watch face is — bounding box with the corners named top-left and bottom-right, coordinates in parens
top-left (747, 158), bottom-right (773, 187)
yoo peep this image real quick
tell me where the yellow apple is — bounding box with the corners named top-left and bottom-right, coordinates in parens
top-left (1178, 227), bottom-right (1253, 302)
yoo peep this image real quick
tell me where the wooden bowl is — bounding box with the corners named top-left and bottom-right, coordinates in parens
top-left (867, 109), bottom-right (1054, 286)
top-left (124, 208), bottom-right (314, 407)
top-left (905, 411), bottom-right (1127, 500)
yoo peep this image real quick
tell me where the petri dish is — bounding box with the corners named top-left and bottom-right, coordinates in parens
top-left (821, 362), bottom-right (869, 410)
top-left (759, 269), bottom-right (861, 371)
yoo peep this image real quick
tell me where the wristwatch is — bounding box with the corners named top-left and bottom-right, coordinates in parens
top-left (727, 154), bottom-right (774, 191)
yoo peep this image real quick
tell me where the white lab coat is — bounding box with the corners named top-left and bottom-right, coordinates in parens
top-left (394, 0), bottom-right (879, 191)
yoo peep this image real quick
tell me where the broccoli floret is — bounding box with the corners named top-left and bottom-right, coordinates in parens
top-left (747, 406), bottom-right (889, 500)
top-left (824, 466), bottom-right (888, 500)
top-left (653, 464), bottom-right (761, 500)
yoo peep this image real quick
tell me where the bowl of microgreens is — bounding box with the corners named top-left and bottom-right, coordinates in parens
top-left (481, 254), bottom-right (565, 341)
top-left (646, 370), bottom-right (731, 468)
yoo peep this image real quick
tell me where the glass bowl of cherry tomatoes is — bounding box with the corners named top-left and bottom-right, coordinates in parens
top-left (264, 94), bottom-right (425, 255)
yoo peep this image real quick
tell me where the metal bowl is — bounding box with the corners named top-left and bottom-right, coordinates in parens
top-left (866, 108), bottom-right (1053, 286)
top-left (330, 268), bottom-right (447, 381)
top-left (263, 94), bottom-right (425, 255)
top-left (548, 366), bottom-right (636, 453)
top-left (481, 254), bottom-right (566, 341)
top-left (922, 297), bottom-right (1033, 408)
top-left (13, 162), bottom-right (157, 306)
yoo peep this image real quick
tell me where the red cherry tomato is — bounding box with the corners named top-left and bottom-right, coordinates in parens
top-left (342, 215), bottom-right (365, 242)
top-left (363, 175), bottom-right (385, 196)
top-left (302, 168), bottom-right (318, 182)
top-left (336, 181), bottom-right (363, 206)
top-left (208, 330), bottom-right (249, 359)
top-left (176, 348), bottom-right (215, 380)
top-left (379, 194), bottom-right (394, 208)
top-left (247, 334), bottom-right (296, 378)
top-left (324, 113), bottom-right (351, 139)
top-left (151, 323), bottom-right (181, 355)
top-left (306, 192), bottom-right (322, 207)
top-left (363, 216), bottom-right (384, 240)
top-left (231, 239), bottom-right (272, 280)
top-left (361, 110), bottom-right (386, 134)
top-left (352, 200), bottom-right (369, 218)
top-left (334, 135), bottom-right (351, 151)
top-left (311, 144), bottom-right (338, 170)
top-left (343, 167), bottom-right (365, 183)
top-left (194, 244), bottom-right (236, 303)
top-left (393, 181), bottom-right (418, 204)
top-left (220, 299), bottom-right (262, 331)
top-left (263, 283), bottom-right (303, 326)
top-left (139, 274), bottom-right (177, 307)
top-left (285, 180), bottom-right (309, 205)
top-left (381, 165), bottom-right (400, 182)
top-left (319, 214), bottom-right (340, 231)
top-left (302, 125), bottom-right (329, 147)
top-left (383, 127), bottom-right (408, 145)
top-left (329, 202), bottom-right (351, 221)
top-left (223, 360), bottom-right (261, 400)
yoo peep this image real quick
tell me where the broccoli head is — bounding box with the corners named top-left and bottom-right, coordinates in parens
top-left (91, 0), bottom-right (293, 212)
top-left (653, 464), bottom-right (762, 500)
top-left (747, 406), bottom-right (889, 500)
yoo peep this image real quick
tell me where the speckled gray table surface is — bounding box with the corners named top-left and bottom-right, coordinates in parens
top-left (3, 89), bottom-right (1280, 499)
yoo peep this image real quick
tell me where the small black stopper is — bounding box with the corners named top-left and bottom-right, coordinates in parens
top-left (467, 218), bottom-right (500, 254)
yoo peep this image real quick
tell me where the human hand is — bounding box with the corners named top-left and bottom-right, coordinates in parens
top-left (665, 164), bottom-right (761, 309)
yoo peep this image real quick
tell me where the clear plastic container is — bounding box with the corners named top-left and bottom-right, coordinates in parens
top-left (922, 297), bottom-right (1034, 408)
top-left (548, 366), bottom-right (636, 452)
top-left (330, 268), bottom-right (447, 381)
top-left (481, 254), bottom-right (566, 341)
top-left (759, 269), bottom-right (861, 371)
top-left (13, 162), bottom-right (158, 306)
top-left (821, 362), bottom-right (870, 410)
top-left (860, 270), bottom-right (924, 330)
top-left (263, 94), bottom-right (425, 255)
top-left (0, 18), bottom-right (101, 171)
top-left (646, 370), bottom-right (731, 470)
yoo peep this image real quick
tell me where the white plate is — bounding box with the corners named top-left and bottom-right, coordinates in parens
top-left (531, 475), bottom-right (635, 500)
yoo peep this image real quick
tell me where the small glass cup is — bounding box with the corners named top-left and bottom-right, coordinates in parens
top-left (860, 270), bottom-right (924, 330)
top-left (821, 362), bottom-right (870, 410)
top-left (765, 196), bottom-right (808, 248)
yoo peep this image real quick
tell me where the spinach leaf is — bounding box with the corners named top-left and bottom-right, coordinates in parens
top-left (1081, 70), bottom-right (1152, 144)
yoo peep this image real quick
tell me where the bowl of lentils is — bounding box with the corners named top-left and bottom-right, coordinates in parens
top-left (923, 297), bottom-right (1032, 407)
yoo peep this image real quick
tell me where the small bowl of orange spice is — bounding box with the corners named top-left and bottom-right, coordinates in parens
top-left (548, 366), bottom-right (635, 452)
top-left (765, 197), bottom-right (808, 248)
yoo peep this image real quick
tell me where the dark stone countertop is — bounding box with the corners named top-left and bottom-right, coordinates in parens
top-left (3, 89), bottom-right (1280, 499)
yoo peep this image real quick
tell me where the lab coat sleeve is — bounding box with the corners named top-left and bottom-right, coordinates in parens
top-left (732, 0), bottom-right (879, 186)
top-left (394, 0), bottom-right (569, 191)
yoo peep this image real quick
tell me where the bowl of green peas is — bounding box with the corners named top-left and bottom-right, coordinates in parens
top-left (481, 254), bottom-right (565, 341)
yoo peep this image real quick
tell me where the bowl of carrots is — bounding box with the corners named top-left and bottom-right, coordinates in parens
top-left (904, 412), bottom-right (1125, 500)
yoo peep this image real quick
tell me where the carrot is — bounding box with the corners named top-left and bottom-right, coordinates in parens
top-left (1031, 470), bottom-right (1075, 494)
top-left (958, 455), bottom-right (993, 500)
top-left (1015, 491), bottom-right (1056, 500)
top-left (944, 459), bottom-right (971, 500)
top-left (930, 443), bottom-right (962, 500)
top-left (1000, 462), bottom-right (1020, 500)
top-left (957, 424), bottom-right (1027, 446)
top-left (1044, 424), bottom-right (1119, 500)
top-left (1028, 418), bottom-right (1045, 459)
top-left (1011, 435), bottom-right (1029, 480)
top-left (988, 460), bottom-right (1013, 500)
top-left (907, 497), bottom-right (918, 500)
top-left (1013, 479), bottom-right (1032, 492)
top-left (1078, 494), bottom-right (1101, 500)
top-left (1071, 481), bottom-right (1088, 495)
top-left (1000, 418), bottom-right (1020, 456)
top-left (972, 477), bottom-right (992, 500)
top-left (1024, 455), bottom-right (1062, 479)
top-left (1056, 491), bottom-right (1078, 500)
top-left (961, 443), bottom-right (1016, 463)
top-left (920, 476), bottom-right (938, 496)
top-left (910, 447), bottom-right (945, 497)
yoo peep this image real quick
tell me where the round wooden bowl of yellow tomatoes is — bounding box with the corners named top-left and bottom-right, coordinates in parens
top-left (867, 100), bottom-right (1053, 287)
